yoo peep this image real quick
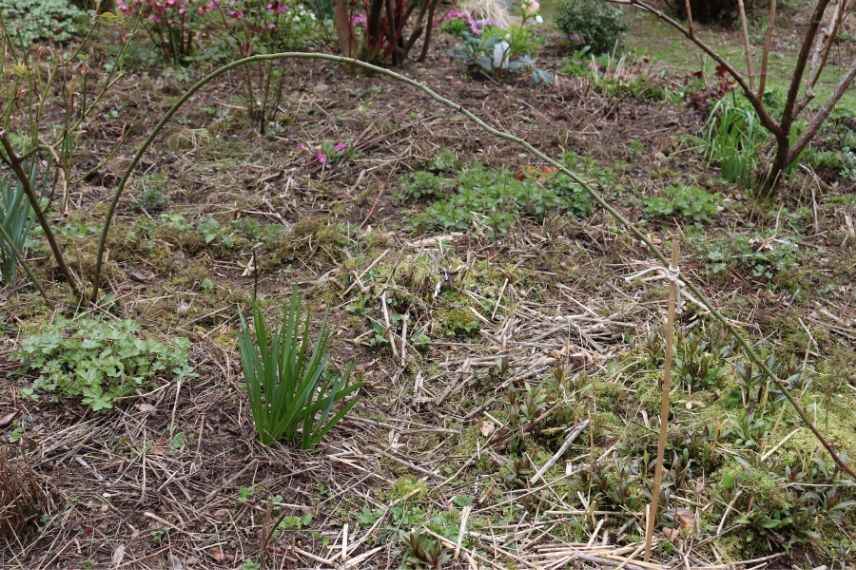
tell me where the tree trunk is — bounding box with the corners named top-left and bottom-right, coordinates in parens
top-left (761, 135), bottom-right (790, 196)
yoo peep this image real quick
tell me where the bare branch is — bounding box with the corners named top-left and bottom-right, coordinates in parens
top-left (809, 0), bottom-right (849, 88)
top-left (790, 59), bottom-right (856, 162)
top-left (0, 131), bottom-right (81, 299)
top-left (608, 0), bottom-right (783, 137)
top-left (781, 0), bottom-right (834, 130)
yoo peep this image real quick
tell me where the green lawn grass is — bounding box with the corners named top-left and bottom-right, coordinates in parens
top-left (541, 4), bottom-right (856, 114)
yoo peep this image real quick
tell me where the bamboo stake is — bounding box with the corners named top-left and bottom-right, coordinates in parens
top-left (683, 0), bottom-right (694, 36)
top-left (758, 0), bottom-right (777, 97)
top-left (736, 0), bottom-right (755, 91)
top-left (644, 237), bottom-right (680, 560)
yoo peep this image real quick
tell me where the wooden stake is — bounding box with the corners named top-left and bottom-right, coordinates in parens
top-left (737, 0), bottom-right (755, 91)
top-left (758, 0), bottom-right (777, 97)
top-left (683, 0), bottom-right (694, 36)
top-left (644, 237), bottom-right (680, 561)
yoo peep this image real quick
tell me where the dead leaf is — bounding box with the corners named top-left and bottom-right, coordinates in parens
top-left (136, 403), bottom-right (157, 413)
top-left (111, 544), bottom-right (126, 567)
top-left (128, 269), bottom-right (155, 283)
top-left (675, 508), bottom-right (696, 533)
top-left (479, 419), bottom-right (496, 437)
top-left (208, 545), bottom-right (226, 562)
top-left (0, 411), bottom-right (17, 428)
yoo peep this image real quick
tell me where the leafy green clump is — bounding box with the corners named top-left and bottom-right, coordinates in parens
top-left (704, 92), bottom-right (773, 188)
top-left (237, 292), bottom-right (362, 448)
top-left (416, 164), bottom-right (592, 235)
top-left (644, 185), bottom-right (721, 224)
top-left (398, 171), bottom-right (452, 202)
top-left (19, 318), bottom-right (193, 411)
top-left (556, 0), bottom-right (626, 54)
top-left (562, 52), bottom-right (668, 102)
top-left (0, 0), bottom-right (84, 47)
top-left (701, 234), bottom-right (799, 281)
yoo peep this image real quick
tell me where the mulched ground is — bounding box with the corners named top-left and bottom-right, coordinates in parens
top-left (1, 11), bottom-right (855, 570)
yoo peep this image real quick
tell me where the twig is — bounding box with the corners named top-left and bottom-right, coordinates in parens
top-left (644, 238), bottom-right (679, 560)
top-left (529, 420), bottom-right (589, 484)
top-left (380, 291), bottom-right (398, 358)
top-left (455, 505), bottom-right (471, 559)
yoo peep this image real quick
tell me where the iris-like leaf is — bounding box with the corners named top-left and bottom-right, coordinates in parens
top-left (237, 292), bottom-right (361, 448)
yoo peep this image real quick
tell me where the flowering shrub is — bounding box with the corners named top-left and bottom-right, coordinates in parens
top-left (117, 0), bottom-right (212, 64)
top-left (215, 0), bottom-right (321, 54)
top-left (444, 11), bottom-right (551, 84)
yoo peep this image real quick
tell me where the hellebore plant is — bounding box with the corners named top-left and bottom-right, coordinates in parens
top-left (299, 141), bottom-right (352, 168)
top-left (117, 0), bottom-right (213, 64)
top-left (444, 10), bottom-right (552, 84)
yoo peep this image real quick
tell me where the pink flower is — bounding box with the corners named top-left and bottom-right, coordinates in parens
top-left (351, 13), bottom-right (367, 27)
top-left (334, 143), bottom-right (348, 153)
top-left (314, 151), bottom-right (328, 165)
top-left (228, 9), bottom-right (244, 19)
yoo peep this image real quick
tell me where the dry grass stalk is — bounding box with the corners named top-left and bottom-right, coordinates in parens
top-left (643, 238), bottom-right (680, 560)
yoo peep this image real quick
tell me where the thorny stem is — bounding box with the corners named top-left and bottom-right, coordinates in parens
top-left (93, 52), bottom-right (856, 481)
top-left (0, 131), bottom-right (81, 299)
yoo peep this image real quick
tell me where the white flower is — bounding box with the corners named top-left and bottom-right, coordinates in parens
top-left (535, 14), bottom-right (543, 24)
top-left (492, 40), bottom-right (511, 69)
